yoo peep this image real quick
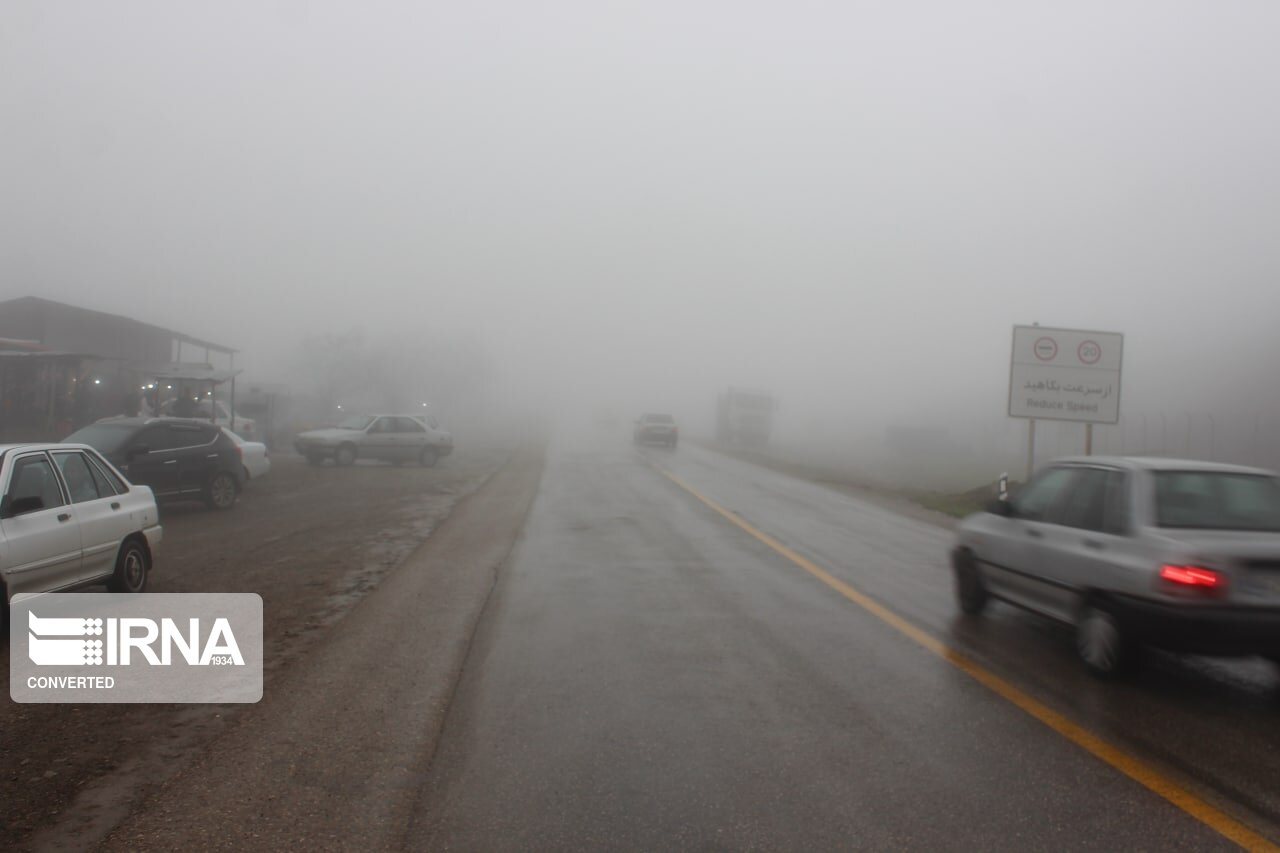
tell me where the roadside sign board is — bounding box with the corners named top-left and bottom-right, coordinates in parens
top-left (1009, 326), bottom-right (1123, 424)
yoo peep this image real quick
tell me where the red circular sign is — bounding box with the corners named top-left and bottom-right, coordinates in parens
top-left (1033, 337), bottom-right (1058, 361)
top-left (1077, 340), bottom-right (1101, 365)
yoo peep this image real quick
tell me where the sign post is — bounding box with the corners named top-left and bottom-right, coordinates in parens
top-left (1026, 420), bottom-right (1036, 482)
top-left (1010, 325), bottom-right (1123, 475)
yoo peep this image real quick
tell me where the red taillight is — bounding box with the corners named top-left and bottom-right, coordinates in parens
top-left (1159, 564), bottom-right (1223, 589)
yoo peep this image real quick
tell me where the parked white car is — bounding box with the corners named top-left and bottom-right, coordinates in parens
top-left (0, 444), bottom-right (162, 630)
top-left (294, 414), bottom-right (454, 467)
top-left (222, 428), bottom-right (270, 483)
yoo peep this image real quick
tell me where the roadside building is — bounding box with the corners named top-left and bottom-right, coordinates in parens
top-left (0, 296), bottom-right (237, 441)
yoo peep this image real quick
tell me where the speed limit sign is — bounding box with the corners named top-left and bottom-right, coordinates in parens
top-left (1010, 326), bottom-right (1123, 424)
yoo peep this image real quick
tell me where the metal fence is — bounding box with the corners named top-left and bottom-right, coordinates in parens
top-left (776, 412), bottom-right (1280, 494)
top-left (1012, 412), bottom-right (1280, 476)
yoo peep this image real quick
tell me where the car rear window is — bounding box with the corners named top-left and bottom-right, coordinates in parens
top-left (1058, 468), bottom-right (1129, 534)
top-left (393, 417), bottom-right (426, 432)
top-left (84, 451), bottom-right (128, 494)
top-left (337, 415), bottom-right (374, 430)
top-left (1154, 471), bottom-right (1280, 532)
top-left (62, 423), bottom-right (138, 454)
top-left (1011, 466), bottom-right (1078, 523)
top-left (52, 451), bottom-right (109, 503)
top-left (169, 423), bottom-right (216, 448)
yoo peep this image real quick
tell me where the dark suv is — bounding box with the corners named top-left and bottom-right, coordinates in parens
top-left (63, 417), bottom-right (244, 510)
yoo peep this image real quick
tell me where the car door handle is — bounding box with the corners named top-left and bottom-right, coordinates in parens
top-left (164, 459), bottom-right (178, 465)
top-left (207, 453), bottom-right (219, 459)
top-left (1083, 538), bottom-right (1106, 550)
top-left (1026, 528), bottom-right (1043, 539)
top-left (110, 502), bottom-right (121, 510)
top-left (57, 513), bottom-right (71, 522)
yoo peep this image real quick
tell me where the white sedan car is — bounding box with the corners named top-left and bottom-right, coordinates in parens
top-left (0, 444), bottom-right (162, 628)
top-left (294, 414), bottom-right (454, 467)
top-left (221, 428), bottom-right (270, 483)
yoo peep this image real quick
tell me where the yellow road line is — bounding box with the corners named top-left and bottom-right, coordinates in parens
top-left (660, 468), bottom-right (1279, 852)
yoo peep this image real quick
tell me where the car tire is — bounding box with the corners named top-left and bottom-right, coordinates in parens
top-left (954, 550), bottom-right (988, 616)
top-left (243, 466), bottom-right (252, 482)
top-left (204, 471), bottom-right (239, 511)
top-left (419, 446), bottom-right (439, 468)
top-left (335, 444), bottom-right (357, 467)
top-left (1076, 602), bottom-right (1136, 677)
top-left (107, 539), bottom-right (149, 593)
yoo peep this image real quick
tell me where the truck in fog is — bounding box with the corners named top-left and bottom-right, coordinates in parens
top-left (715, 387), bottom-right (777, 447)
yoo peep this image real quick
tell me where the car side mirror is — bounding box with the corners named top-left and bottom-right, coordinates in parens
top-left (6, 495), bottom-right (45, 517)
top-left (126, 444), bottom-right (150, 459)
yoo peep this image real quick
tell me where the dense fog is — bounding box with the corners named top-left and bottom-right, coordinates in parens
top-left (4, 1), bottom-right (1279, 488)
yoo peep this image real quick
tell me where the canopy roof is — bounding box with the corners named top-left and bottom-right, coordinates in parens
top-left (142, 363), bottom-right (243, 384)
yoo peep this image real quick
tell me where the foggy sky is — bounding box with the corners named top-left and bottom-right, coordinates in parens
top-left (4, 1), bottom-right (1280, 440)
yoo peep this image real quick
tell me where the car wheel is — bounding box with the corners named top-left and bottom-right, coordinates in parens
top-left (953, 550), bottom-right (988, 616)
top-left (419, 446), bottom-right (439, 468)
top-left (243, 466), bottom-right (252, 482)
top-left (107, 539), bottom-right (149, 593)
top-left (1076, 603), bottom-right (1135, 676)
top-left (205, 471), bottom-right (239, 510)
top-left (335, 444), bottom-right (357, 467)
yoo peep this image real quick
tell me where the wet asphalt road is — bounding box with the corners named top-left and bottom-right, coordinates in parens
top-left (412, 433), bottom-right (1279, 850)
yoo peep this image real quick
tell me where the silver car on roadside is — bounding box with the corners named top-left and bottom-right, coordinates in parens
top-left (951, 457), bottom-right (1280, 675)
top-left (1, 444), bottom-right (162, 634)
top-left (294, 414), bottom-right (454, 467)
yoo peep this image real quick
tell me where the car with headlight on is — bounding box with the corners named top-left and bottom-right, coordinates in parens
top-left (951, 457), bottom-right (1280, 675)
top-left (0, 444), bottom-right (162, 630)
top-left (294, 414), bottom-right (454, 467)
